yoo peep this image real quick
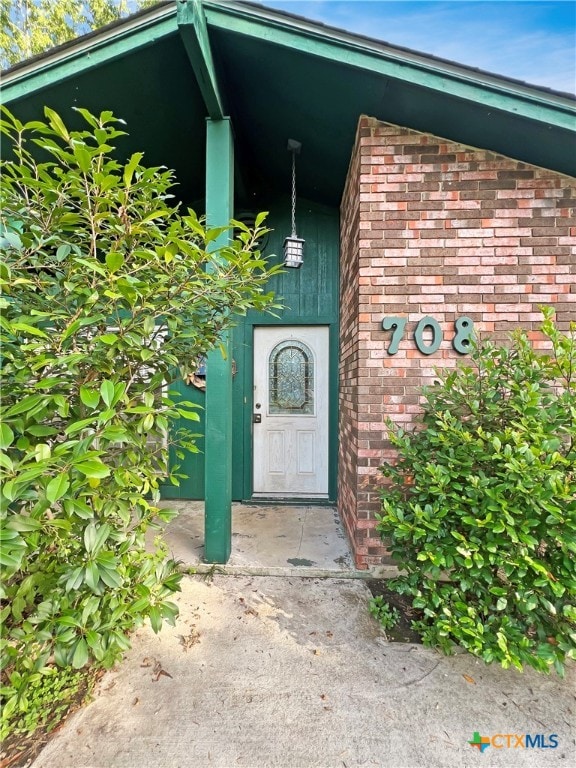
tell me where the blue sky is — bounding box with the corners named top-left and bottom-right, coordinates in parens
top-left (260, 1), bottom-right (576, 93)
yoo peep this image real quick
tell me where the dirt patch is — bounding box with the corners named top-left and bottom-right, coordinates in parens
top-left (366, 580), bottom-right (424, 644)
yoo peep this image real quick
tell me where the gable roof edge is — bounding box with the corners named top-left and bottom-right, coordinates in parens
top-left (1, 2), bottom-right (177, 103)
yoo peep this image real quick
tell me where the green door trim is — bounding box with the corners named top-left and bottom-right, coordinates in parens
top-left (239, 318), bottom-right (339, 504)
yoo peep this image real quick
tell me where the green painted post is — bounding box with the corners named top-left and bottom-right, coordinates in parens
top-left (204, 117), bottom-right (233, 563)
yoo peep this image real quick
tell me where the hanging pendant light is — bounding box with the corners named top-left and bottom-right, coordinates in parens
top-left (283, 139), bottom-right (305, 268)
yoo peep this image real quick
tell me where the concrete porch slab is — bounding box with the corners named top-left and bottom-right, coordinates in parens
top-left (156, 502), bottom-right (392, 578)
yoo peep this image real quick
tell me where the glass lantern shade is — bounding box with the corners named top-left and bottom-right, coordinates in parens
top-left (283, 236), bottom-right (305, 268)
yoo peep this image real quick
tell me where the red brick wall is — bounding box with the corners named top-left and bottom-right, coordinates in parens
top-left (339, 115), bottom-right (576, 570)
top-left (338, 132), bottom-right (361, 558)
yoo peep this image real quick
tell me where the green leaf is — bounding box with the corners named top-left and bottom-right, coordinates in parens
top-left (99, 568), bottom-right (122, 589)
top-left (26, 425), bottom-right (58, 436)
top-left (0, 423), bottom-right (14, 449)
top-left (100, 333), bottom-right (118, 344)
top-left (61, 318), bottom-right (82, 343)
top-left (65, 566), bottom-right (85, 592)
top-left (44, 107), bottom-right (70, 140)
top-left (56, 244), bottom-right (71, 261)
top-left (100, 380), bottom-right (115, 407)
top-left (149, 606), bottom-right (162, 633)
top-left (75, 460), bottom-right (110, 479)
top-left (72, 107), bottom-right (99, 128)
top-left (74, 258), bottom-right (107, 276)
top-left (1, 479), bottom-right (16, 501)
top-left (34, 443), bottom-right (51, 461)
top-left (85, 562), bottom-right (99, 590)
top-left (92, 523), bottom-right (111, 555)
top-left (65, 417), bottom-right (96, 435)
top-left (63, 499), bottom-right (93, 520)
top-left (112, 382), bottom-right (126, 406)
top-left (123, 152), bottom-right (144, 186)
top-left (105, 252), bottom-right (124, 273)
top-left (0, 550), bottom-right (23, 570)
top-left (6, 514), bottom-right (41, 532)
top-left (100, 426), bottom-right (128, 442)
top-left (5, 394), bottom-right (45, 417)
top-left (84, 523), bottom-right (97, 554)
top-left (46, 473), bottom-right (70, 503)
top-left (71, 638), bottom-right (89, 669)
top-left (2, 230), bottom-right (23, 250)
top-left (0, 452), bottom-right (14, 471)
top-left (141, 210), bottom-right (169, 224)
top-left (12, 323), bottom-right (48, 339)
top-left (80, 386), bottom-right (100, 410)
top-left (74, 145), bottom-right (92, 173)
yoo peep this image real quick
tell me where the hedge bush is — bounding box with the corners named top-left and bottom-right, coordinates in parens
top-left (0, 105), bottom-right (279, 737)
top-left (377, 309), bottom-right (576, 675)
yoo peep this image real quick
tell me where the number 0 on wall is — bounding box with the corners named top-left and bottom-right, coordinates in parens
top-left (381, 316), bottom-right (474, 355)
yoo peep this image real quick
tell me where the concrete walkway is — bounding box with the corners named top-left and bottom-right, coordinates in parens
top-left (32, 506), bottom-right (575, 768)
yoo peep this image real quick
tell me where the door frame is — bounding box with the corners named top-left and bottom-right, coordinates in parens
top-left (237, 318), bottom-right (339, 503)
top-left (252, 325), bottom-right (330, 498)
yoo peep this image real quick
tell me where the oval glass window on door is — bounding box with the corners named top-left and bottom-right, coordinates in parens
top-left (268, 340), bottom-right (314, 415)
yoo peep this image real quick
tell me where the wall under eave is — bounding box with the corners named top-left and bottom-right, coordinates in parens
top-left (163, 196), bottom-right (341, 502)
top-left (339, 115), bottom-right (576, 570)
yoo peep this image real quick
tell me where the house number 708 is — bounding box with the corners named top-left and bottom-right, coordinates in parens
top-left (382, 316), bottom-right (474, 355)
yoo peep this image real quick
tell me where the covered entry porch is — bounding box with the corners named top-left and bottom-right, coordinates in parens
top-left (4, 0), bottom-right (572, 570)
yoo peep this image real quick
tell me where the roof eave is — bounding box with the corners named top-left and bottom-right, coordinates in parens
top-left (204, 0), bottom-right (576, 120)
top-left (212, 0), bottom-right (576, 108)
top-left (1, 2), bottom-right (177, 102)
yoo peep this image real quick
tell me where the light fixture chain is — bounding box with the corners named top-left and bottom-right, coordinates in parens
top-left (291, 150), bottom-right (297, 237)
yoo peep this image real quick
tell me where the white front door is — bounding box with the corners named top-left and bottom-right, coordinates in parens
top-left (253, 326), bottom-right (329, 497)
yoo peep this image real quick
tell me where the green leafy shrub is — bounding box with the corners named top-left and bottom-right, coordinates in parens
top-left (377, 309), bottom-right (576, 675)
top-left (2, 666), bottom-right (90, 740)
top-left (369, 596), bottom-right (400, 630)
top-left (0, 105), bottom-right (279, 737)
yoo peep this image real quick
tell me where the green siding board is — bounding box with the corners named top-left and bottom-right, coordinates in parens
top-left (231, 321), bottom-right (250, 499)
top-left (235, 198), bottom-right (340, 501)
top-left (161, 379), bottom-right (205, 499)
top-left (163, 197), bottom-right (340, 504)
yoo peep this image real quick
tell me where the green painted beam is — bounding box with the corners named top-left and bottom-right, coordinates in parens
top-left (204, 117), bottom-right (234, 564)
top-left (1, 9), bottom-right (177, 105)
top-left (177, 0), bottom-right (224, 119)
top-left (203, 1), bottom-right (575, 132)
